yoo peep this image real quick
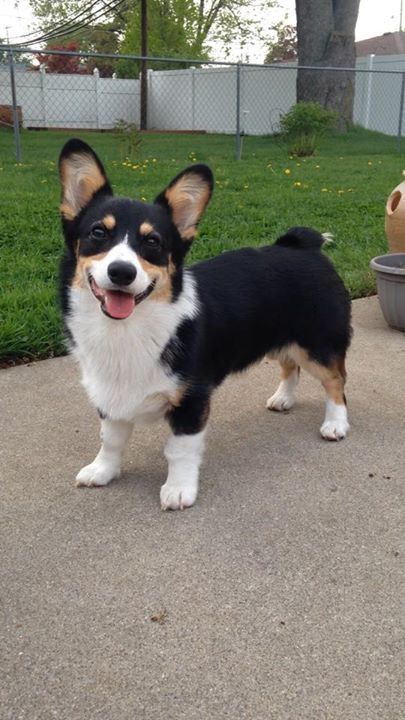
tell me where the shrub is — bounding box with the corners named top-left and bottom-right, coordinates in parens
top-left (279, 102), bottom-right (338, 156)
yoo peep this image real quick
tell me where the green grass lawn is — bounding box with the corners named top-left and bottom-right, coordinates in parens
top-left (0, 126), bottom-right (402, 361)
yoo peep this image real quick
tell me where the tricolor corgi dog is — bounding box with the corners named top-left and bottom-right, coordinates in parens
top-left (59, 139), bottom-right (351, 510)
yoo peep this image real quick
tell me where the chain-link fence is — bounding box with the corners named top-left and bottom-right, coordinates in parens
top-left (2, 46), bottom-right (405, 161)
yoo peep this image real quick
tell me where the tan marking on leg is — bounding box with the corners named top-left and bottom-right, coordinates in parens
top-left (303, 360), bottom-right (346, 405)
top-left (280, 358), bottom-right (299, 381)
top-left (293, 349), bottom-right (349, 440)
top-left (266, 353), bottom-right (300, 412)
top-left (168, 384), bottom-right (189, 408)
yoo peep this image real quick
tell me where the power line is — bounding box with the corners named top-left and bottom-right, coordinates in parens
top-left (8, 0), bottom-right (129, 46)
top-left (6, 0), bottom-right (104, 42)
top-left (8, 0), bottom-right (126, 44)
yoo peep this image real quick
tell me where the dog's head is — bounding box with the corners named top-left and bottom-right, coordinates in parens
top-left (59, 139), bottom-right (213, 319)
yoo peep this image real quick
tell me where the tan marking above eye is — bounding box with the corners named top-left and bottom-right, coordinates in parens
top-left (102, 214), bottom-right (116, 230)
top-left (139, 221), bottom-right (155, 235)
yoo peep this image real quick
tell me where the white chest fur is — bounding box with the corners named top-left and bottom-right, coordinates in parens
top-left (66, 272), bottom-right (198, 422)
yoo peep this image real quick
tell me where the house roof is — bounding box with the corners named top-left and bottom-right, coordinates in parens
top-left (356, 31), bottom-right (405, 57)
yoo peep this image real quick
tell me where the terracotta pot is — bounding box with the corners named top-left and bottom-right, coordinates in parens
top-left (385, 181), bottom-right (405, 252)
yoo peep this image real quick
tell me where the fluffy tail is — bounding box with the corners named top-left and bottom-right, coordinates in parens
top-left (275, 226), bottom-right (332, 251)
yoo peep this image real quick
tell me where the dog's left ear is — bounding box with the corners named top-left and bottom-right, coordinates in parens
top-left (155, 164), bottom-right (213, 241)
top-left (59, 138), bottom-right (112, 221)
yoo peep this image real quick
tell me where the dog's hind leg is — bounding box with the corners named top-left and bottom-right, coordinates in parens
top-left (266, 358), bottom-right (300, 412)
top-left (302, 355), bottom-right (349, 441)
top-left (76, 417), bottom-right (134, 487)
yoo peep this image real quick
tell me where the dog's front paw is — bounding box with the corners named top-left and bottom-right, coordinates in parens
top-left (266, 388), bottom-right (295, 412)
top-left (160, 480), bottom-right (198, 511)
top-left (75, 461), bottom-right (120, 487)
top-left (320, 419), bottom-right (350, 441)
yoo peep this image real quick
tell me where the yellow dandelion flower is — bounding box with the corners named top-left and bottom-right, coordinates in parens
top-left (367, 161), bottom-right (373, 166)
top-left (284, 169), bottom-right (291, 175)
top-left (293, 181), bottom-right (301, 187)
top-left (321, 188), bottom-right (328, 192)
top-left (315, 165), bottom-right (320, 169)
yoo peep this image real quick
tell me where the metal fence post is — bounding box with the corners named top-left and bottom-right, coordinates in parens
top-left (235, 62), bottom-right (241, 161)
top-left (93, 67), bottom-right (101, 129)
top-left (8, 48), bottom-right (21, 162)
top-left (39, 64), bottom-right (48, 128)
top-left (147, 68), bottom-right (154, 129)
top-left (397, 72), bottom-right (405, 152)
top-left (191, 67), bottom-right (195, 131)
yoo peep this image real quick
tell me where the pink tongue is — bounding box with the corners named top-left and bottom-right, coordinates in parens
top-left (104, 290), bottom-right (135, 319)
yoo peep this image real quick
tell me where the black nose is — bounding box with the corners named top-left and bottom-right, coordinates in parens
top-left (107, 261), bottom-right (137, 286)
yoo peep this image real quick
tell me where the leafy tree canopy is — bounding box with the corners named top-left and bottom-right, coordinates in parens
top-left (264, 21), bottom-right (297, 64)
top-left (27, 0), bottom-right (275, 75)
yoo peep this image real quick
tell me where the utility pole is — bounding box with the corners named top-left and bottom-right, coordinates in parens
top-left (140, 0), bottom-right (147, 130)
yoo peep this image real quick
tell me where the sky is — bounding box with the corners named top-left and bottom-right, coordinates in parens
top-left (1, 0), bottom-right (404, 61)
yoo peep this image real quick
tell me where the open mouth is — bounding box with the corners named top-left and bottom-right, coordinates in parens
top-left (88, 274), bottom-right (156, 320)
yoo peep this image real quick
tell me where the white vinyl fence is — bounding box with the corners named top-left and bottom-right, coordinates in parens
top-left (0, 66), bottom-right (140, 129)
top-left (1, 55), bottom-right (405, 137)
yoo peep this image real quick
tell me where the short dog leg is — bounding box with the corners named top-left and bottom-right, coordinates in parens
top-left (161, 430), bottom-right (207, 510)
top-left (302, 356), bottom-right (349, 440)
top-left (76, 418), bottom-right (134, 487)
top-left (267, 360), bottom-right (300, 411)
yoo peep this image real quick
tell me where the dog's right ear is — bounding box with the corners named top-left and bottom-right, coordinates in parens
top-left (59, 139), bottom-right (112, 221)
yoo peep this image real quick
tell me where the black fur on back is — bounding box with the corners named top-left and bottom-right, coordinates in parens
top-left (162, 231), bottom-right (352, 392)
top-left (275, 226), bottom-right (326, 250)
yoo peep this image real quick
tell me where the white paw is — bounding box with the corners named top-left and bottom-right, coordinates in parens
top-left (266, 389), bottom-right (295, 412)
top-left (160, 480), bottom-right (198, 511)
top-left (75, 461), bottom-right (120, 487)
top-left (320, 419), bottom-right (350, 441)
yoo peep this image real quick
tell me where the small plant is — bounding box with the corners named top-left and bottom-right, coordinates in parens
top-left (279, 102), bottom-right (338, 156)
top-left (113, 119), bottom-right (142, 160)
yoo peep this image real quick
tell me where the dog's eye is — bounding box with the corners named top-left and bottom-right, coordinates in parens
top-left (145, 234), bottom-right (161, 248)
top-left (90, 224), bottom-right (107, 240)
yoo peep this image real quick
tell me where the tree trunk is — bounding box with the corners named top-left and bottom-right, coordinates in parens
top-left (296, 0), bottom-right (361, 130)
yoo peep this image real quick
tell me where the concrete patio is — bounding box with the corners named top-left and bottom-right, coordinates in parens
top-left (1, 296), bottom-right (404, 719)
